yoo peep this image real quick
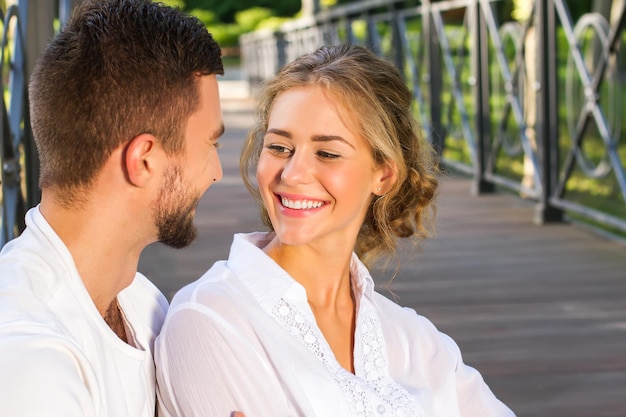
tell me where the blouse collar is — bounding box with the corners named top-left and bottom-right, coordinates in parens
top-left (227, 232), bottom-right (376, 313)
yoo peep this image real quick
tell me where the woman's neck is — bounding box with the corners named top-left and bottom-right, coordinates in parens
top-left (263, 237), bottom-right (357, 372)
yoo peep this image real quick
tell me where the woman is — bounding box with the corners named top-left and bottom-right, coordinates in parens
top-left (156, 44), bottom-right (515, 417)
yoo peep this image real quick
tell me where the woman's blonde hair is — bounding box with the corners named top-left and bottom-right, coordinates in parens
top-left (241, 44), bottom-right (439, 266)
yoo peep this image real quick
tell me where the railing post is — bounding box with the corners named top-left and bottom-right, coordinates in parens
top-left (301, 0), bottom-right (321, 17)
top-left (389, 3), bottom-right (405, 76)
top-left (365, 12), bottom-right (380, 55)
top-left (423, 0), bottom-right (444, 156)
top-left (344, 15), bottom-right (356, 45)
top-left (534, 0), bottom-right (564, 223)
top-left (59, 0), bottom-right (84, 26)
top-left (20, 0), bottom-right (56, 208)
top-left (471, 0), bottom-right (495, 194)
top-left (275, 30), bottom-right (288, 70)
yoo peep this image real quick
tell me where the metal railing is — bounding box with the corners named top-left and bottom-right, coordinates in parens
top-left (241, 0), bottom-right (626, 235)
top-left (1, 4), bottom-right (28, 246)
top-left (0, 0), bottom-right (75, 246)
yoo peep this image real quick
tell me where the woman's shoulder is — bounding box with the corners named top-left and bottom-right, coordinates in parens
top-left (371, 291), bottom-right (457, 355)
top-left (168, 260), bottom-right (245, 313)
top-left (371, 291), bottom-right (436, 329)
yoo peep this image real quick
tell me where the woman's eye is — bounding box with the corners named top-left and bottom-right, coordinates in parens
top-left (266, 144), bottom-right (291, 154)
top-left (317, 150), bottom-right (340, 159)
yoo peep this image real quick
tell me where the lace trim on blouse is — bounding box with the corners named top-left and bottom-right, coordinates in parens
top-left (272, 298), bottom-right (424, 417)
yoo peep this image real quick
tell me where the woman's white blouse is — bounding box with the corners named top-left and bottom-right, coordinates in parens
top-left (155, 232), bottom-right (516, 417)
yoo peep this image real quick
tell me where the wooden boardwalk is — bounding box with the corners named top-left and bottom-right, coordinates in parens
top-left (139, 93), bottom-right (626, 417)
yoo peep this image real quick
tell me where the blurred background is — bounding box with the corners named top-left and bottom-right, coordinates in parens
top-left (1, 1), bottom-right (625, 416)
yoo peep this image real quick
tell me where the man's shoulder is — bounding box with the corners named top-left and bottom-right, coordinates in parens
top-left (0, 216), bottom-right (69, 299)
top-left (0, 299), bottom-right (83, 373)
top-left (0, 241), bottom-right (64, 331)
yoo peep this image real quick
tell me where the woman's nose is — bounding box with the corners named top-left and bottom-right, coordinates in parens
top-left (280, 151), bottom-right (311, 184)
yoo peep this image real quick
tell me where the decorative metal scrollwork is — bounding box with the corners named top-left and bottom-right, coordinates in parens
top-left (432, 6), bottom-right (476, 166)
top-left (492, 21), bottom-right (526, 157)
top-left (564, 12), bottom-right (620, 179)
top-left (396, 13), bottom-right (432, 137)
top-left (555, 0), bottom-right (626, 205)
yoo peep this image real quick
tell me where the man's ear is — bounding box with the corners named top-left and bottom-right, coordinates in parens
top-left (374, 161), bottom-right (398, 196)
top-left (124, 133), bottom-right (160, 187)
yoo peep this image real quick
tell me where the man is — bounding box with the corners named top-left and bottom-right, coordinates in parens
top-left (0, 1), bottom-right (224, 416)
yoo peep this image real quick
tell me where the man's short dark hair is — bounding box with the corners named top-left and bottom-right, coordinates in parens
top-left (29, 0), bottom-right (223, 202)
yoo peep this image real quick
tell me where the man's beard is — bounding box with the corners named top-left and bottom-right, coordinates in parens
top-left (154, 165), bottom-right (200, 249)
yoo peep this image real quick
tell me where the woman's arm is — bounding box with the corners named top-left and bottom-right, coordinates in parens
top-left (438, 331), bottom-right (517, 417)
top-left (155, 306), bottom-right (295, 417)
top-left (377, 294), bottom-right (516, 417)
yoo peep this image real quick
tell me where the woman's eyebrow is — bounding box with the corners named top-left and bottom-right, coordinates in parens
top-left (266, 129), bottom-right (354, 149)
top-left (266, 128), bottom-right (291, 138)
top-left (312, 135), bottom-right (355, 149)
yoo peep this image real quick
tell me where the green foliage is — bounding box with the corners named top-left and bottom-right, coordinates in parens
top-left (192, 4), bottom-right (300, 48)
top-left (205, 23), bottom-right (242, 48)
top-left (512, 0), bottom-right (532, 21)
top-left (568, 0), bottom-right (594, 20)
top-left (255, 16), bottom-right (293, 31)
top-left (321, 0), bottom-right (413, 7)
top-left (204, 7), bottom-right (284, 47)
top-left (235, 8), bottom-right (274, 32)
top-left (190, 8), bottom-right (218, 25)
top-left (159, 0), bottom-right (185, 9)
top-left (185, 0), bottom-right (300, 23)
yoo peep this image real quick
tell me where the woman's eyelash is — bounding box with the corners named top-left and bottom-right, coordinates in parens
top-left (267, 144), bottom-right (290, 153)
top-left (264, 144), bottom-right (339, 159)
top-left (318, 151), bottom-right (340, 159)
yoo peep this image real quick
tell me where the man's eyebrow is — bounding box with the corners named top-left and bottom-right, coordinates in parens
top-left (210, 124), bottom-right (225, 140)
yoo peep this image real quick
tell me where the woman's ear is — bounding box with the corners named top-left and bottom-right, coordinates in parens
top-left (124, 133), bottom-right (160, 187)
top-left (374, 161), bottom-right (398, 196)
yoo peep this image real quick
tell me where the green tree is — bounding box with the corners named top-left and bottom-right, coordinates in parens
top-left (160, 0), bottom-right (186, 9)
top-left (185, 0), bottom-right (300, 23)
